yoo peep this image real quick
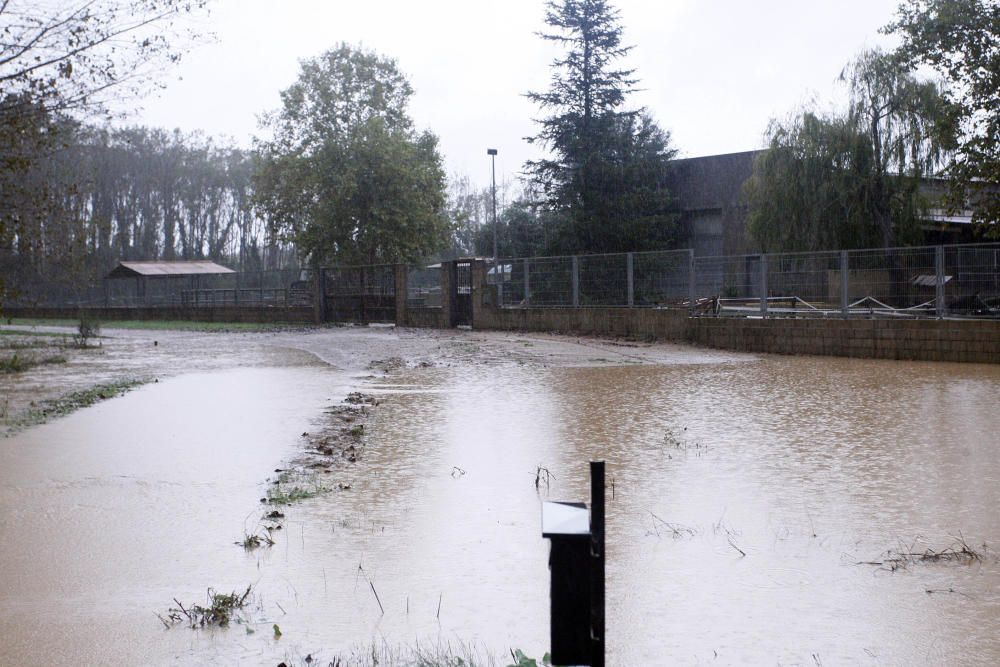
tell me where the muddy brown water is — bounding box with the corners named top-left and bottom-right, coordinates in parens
top-left (1, 327), bottom-right (1000, 665)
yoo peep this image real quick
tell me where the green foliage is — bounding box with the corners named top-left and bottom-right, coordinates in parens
top-left (887, 0), bottom-right (1000, 231)
top-left (5, 378), bottom-right (146, 434)
top-left (745, 48), bottom-right (953, 252)
top-left (255, 44), bottom-right (449, 266)
top-left (506, 649), bottom-right (552, 667)
top-left (526, 0), bottom-right (679, 255)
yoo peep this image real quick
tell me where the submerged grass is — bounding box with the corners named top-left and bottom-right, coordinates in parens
top-left (0, 353), bottom-right (67, 373)
top-left (280, 638), bottom-right (507, 667)
top-left (5, 377), bottom-right (147, 434)
top-left (265, 481), bottom-right (330, 506)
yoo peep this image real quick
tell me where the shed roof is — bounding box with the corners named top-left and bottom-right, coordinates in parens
top-left (106, 260), bottom-right (235, 279)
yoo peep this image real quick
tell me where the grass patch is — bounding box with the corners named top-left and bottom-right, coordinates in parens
top-left (0, 329), bottom-right (72, 340)
top-left (6, 378), bottom-right (146, 433)
top-left (0, 353), bottom-right (67, 374)
top-left (5, 318), bottom-right (321, 333)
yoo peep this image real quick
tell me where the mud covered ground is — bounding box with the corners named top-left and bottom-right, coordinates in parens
top-left (0, 322), bottom-right (740, 436)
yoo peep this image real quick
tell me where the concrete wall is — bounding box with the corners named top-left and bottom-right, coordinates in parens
top-left (4, 306), bottom-right (316, 324)
top-left (473, 303), bottom-right (1000, 364)
top-left (468, 261), bottom-right (1000, 363)
top-left (405, 307), bottom-right (445, 328)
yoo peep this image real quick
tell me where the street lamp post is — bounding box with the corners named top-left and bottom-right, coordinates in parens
top-left (487, 148), bottom-right (500, 304)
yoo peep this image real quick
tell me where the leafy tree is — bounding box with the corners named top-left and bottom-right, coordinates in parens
top-left (0, 0), bottom-right (211, 300)
top-left (526, 0), bottom-right (678, 255)
top-left (254, 44), bottom-right (449, 266)
top-left (745, 49), bottom-right (954, 252)
top-left (886, 0), bottom-right (1000, 230)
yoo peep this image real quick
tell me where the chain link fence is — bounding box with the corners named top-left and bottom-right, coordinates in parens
top-left (4, 268), bottom-right (313, 309)
top-left (495, 242), bottom-right (1000, 319)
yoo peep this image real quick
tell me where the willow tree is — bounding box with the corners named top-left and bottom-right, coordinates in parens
top-left (526, 0), bottom-right (678, 255)
top-left (254, 44), bottom-right (449, 266)
top-left (746, 48), bottom-right (955, 252)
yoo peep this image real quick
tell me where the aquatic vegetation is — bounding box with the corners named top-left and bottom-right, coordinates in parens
top-left (158, 585), bottom-right (255, 629)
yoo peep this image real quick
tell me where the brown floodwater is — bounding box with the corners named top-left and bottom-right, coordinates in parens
top-left (2, 329), bottom-right (1000, 665)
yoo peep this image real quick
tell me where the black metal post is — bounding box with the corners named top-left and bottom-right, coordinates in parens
top-left (590, 460), bottom-right (605, 667)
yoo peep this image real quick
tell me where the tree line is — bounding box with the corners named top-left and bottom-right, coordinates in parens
top-left (2, 0), bottom-right (999, 301)
top-left (4, 124), bottom-right (293, 288)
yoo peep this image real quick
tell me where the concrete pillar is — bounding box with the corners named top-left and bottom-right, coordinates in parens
top-left (394, 264), bottom-right (408, 326)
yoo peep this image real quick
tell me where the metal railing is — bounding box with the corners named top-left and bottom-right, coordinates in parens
top-left (493, 242), bottom-right (1000, 319)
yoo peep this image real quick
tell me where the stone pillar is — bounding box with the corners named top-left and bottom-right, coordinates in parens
top-left (394, 264), bottom-right (408, 327)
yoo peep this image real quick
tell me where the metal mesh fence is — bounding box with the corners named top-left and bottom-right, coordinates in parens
top-left (5, 269), bottom-right (312, 309)
top-left (493, 242), bottom-right (1000, 319)
top-left (943, 243), bottom-right (1000, 316)
top-left (407, 266), bottom-right (441, 307)
top-left (845, 246), bottom-right (938, 313)
top-left (633, 250), bottom-right (691, 306)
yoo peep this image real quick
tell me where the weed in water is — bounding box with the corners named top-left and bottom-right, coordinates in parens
top-left (158, 585), bottom-right (254, 629)
top-left (236, 530), bottom-right (275, 550)
top-left (857, 534), bottom-right (987, 572)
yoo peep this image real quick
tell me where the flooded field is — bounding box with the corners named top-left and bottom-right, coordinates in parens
top-left (1, 324), bottom-right (1000, 665)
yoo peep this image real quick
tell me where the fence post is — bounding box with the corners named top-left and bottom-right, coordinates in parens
top-left (572, 256), bottom-right (580, 307)
top-left (626, 253), bottom-right (634, 307)
top-left (760, 254), bottom-right (768, 316)
top-left (497, 260), bottom-right (504, 308)
top-left (688, 249), bottom-right (696, 315)
top-left (360, 266), bottom-right (367, 323)
top-left (935, 245), bottom-right (946, 319)
top-left (524, 259), bottom-right (531, 307)
top-left (314, 268), bottom-right (327, 324)
top-left (840, 250), bottom-right (849, 317)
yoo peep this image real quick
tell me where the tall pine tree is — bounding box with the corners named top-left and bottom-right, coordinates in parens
top-left (526, 0), bottom-right (678, 254)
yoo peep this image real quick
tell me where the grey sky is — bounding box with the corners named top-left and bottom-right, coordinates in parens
top-left (135, 0), bottom-right (901, 190)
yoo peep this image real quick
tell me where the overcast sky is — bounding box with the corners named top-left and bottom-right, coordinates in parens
top-left (135, 0), bottom-right (902, 190)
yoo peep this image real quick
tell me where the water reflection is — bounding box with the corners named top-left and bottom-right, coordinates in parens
top-left (2, 347), bottom-right (1000, 665)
